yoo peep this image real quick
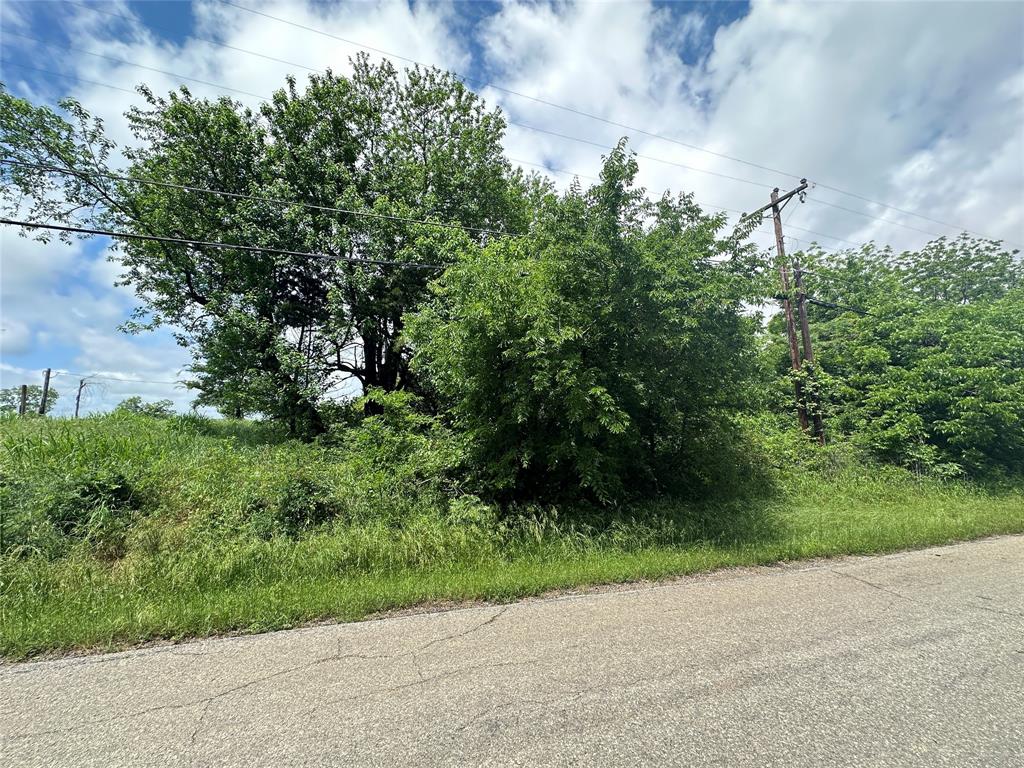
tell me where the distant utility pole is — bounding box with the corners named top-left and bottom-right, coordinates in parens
top-left (38, 368), bottom-right (52, 416)
top-left (745, 180), bottom-right (824, 439)
top-left (74, 377), bottom-right (88, 419)
top-left (18, 384), bottom-right (28, 416)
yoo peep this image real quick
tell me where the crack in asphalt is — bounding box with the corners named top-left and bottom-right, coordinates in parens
top-left (299, 656), bottom-right (547, 719)
top-left (7, 605), bottom-right (515, 742)
top-left (7, 653), bottom-right (342, 741)
top-left (452, 689), bottom-right (590, 736)
top-left (830, 568), bottom-right (1024, 621)
top-left (829, 569), bottom-right (913, 602)
top-left (415, 606), bottom-right (510, 652)
top-left (187, 698), bottom-right (213, 766)
top-left (961, 602), bottom-right (1024, 619)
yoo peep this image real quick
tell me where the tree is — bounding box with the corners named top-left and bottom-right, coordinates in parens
top-left (1, 57), bottom-right (527, 435)
top-left (115, 396), bottom-right (175, 418)
top-left (773, 235), bottom-right (1024, 474)
top-left (407, 142), bottom-right (762, 502)
top-left (0, 385), bottom-right (59, 415)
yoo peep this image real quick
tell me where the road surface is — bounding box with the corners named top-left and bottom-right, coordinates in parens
top-left (3, 536), bottom-right (1022, 767)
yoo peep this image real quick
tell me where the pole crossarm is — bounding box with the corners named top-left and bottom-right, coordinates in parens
top-left (743, 179), bottom-right (809, 222)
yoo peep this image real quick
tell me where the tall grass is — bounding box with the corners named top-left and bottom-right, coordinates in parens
top-left (1, 413), bottom-right (1021, 659)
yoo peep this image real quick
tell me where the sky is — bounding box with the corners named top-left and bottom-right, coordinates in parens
top-left (1, 0), bottom-right (1022, 416)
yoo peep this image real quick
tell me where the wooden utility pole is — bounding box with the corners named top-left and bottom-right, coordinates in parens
top-left (792, 263), bottom-right (825, 443)
top-left (18, 384), bottom-right (28, 416)
top-left (743, 180), bottom-right (809, 433)
top-left (38, 368), bottom-right (52, 416)
top-left (769, 186), bottom-right (808, 431)
top-left (74, 378), bottom-right (87, 419)
top-left (744, 179), bottom-right (826, 436)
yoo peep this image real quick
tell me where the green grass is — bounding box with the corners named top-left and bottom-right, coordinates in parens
top-left (1, 413), bottom-right (1022, 659)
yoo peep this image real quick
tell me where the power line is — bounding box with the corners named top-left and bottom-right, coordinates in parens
top-left (218, 0), bottom-right (423, 69)
top-left (4, 56), bottom-right (974, 254)
top-left (505, 119), bottom-right (776, 190)
top-left (51, 2), bottom-right (796, 205)
top-left (5, 96), bottom-right (800, 249)
top-left (775, 196), bottom-right (865, 248)
top-left (807, 197), bottom-right (946, 239)
top-left (6, 60), bottom-right (777, 235)
top-left (13, 5), bottom-right (1014, 244)
top-left (0, 218), bottom-right (444, 269)
top-left (800, 264), bottom-right (982, 289)
top-left (507, 156), bottom-right (599, 182)
top-left (784, 226), bottom-right (862, 247)
top-left (507, 155), bottom-right (773, 224)
top-left (55, 370), bottom-right (184, 385)
top-left (508, 157), bottom-right (854, 250)
top-left (6, 31), bottom-right (268, 100)
top-left (12, 19), bottom-right (788, 195)
top-left (811, 181), bottom-right (989, 238)
top-left (5, 36), bottom-right (942, 246)
top-left (0, 60), bottom-right (138, 95)
top-left (805, 296), bottom-right (874, 317)
top-left (509, 154), bottom-right (754, 213)
top-left (218, 0), bottom-right (1007, 243)
top-left (1, 159), bottom-right (514, 238)
top-left (67, 0), bottom-right (323, 74)
top-left (10, 150), bottom-right (813, 252)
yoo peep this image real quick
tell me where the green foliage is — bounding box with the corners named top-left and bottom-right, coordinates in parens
top-left (0, 385), bottom-right (59, 414)
top-left (270, 472), bottom-right (338, 535)
top-left (4, 61), bottom-right (1023, 660)
top-left (1, 412), bottom-right (1021, 658)
top-left (0, 409), bottom-right (465, 559)
top-left (1, 60), bottom-right (527, 435)
top-left (115, 396), bottom-right (175, 418)
top-left (773, 235), bottom-right (1023, 475)
top-left (408, 142), bottom-right (761, 502)
top-left (337, 390), bottom-right (466, 489)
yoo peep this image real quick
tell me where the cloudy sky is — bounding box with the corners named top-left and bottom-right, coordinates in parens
top-left (1, 0), bottom-right (1022, 415)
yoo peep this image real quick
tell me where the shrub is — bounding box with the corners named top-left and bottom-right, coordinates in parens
top-left (407, 142), bottom-right (760, 504)
top-left (273, 472), bottom-right (338, 534)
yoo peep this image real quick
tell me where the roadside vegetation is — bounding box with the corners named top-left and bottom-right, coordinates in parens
top-left (1, 62), bottom-right (1021, 658)
top-left (1, 412), bottom-right (1021, 658)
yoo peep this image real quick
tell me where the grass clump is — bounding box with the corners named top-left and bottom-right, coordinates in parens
top-left (1, 412), bottom-right (1021, 659)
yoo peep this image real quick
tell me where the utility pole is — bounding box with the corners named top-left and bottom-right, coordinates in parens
top-left (792, 263), bottom-right (825, 443)
top-left (74, 377), bottom-right (88, 419)
top-left (38, 368), bottom-right (51, 416)
top-left (18, 384), bottom-right (28, 416)
top-left (746, 180), bottom-right (810, 433)
top-left (770, 186), bottom-right (808, 432)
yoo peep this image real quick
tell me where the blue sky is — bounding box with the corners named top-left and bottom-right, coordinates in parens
top-left (1, 0), bottom-right (1022, 415)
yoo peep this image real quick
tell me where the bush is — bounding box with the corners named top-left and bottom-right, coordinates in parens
top-left (781, 236), bottom-right (1024, 476)
top-left (272, 472), bottom-right (338, 534)
top-left (115, 396), bottom-right (175, 418)
top-left (407, 142), bottom-right (760, 503)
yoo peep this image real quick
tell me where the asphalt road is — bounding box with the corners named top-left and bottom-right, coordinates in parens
top-left (3, 536), bottom-right (1022, 767)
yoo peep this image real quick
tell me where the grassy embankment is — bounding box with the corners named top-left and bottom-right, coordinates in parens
top-left (1, 413), bottom-right (1021, 659)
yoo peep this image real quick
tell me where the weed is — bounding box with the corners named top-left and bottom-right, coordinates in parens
top-left (0, 413), bottom-right (1021, 658)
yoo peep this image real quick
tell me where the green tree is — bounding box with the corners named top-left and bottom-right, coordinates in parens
top-left (0, 385), bottom-right (59, 415)
top-left (775, 235), bottom-right (1024, 475)
top-left (1, 57), bottom-right (526, 435)
top-left (114, 396), bottom-right (175, 418)
top-left (407, 142), bottom-right (762, 502)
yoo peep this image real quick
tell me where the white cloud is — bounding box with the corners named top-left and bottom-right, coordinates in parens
top-left (476, 0), bottom-right (1023, 252)
top-left (0, 229), bottom-right (194, 415)
top-left (0, 318), bottom-right (31, 356)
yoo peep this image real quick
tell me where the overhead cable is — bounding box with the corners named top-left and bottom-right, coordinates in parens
top-left (0, 218), bottom-right (445, 269)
